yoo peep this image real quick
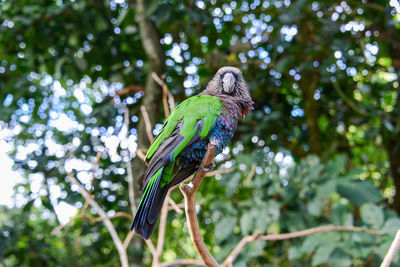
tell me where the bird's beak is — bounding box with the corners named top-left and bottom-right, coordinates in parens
top-left (222, 72), bottom-right (235, 94)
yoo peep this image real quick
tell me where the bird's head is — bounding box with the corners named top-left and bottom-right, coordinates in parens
top-left (206, 66), bottom-right (253, 117)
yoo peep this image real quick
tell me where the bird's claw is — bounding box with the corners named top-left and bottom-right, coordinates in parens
top-left (201, 161), bottom-right (216, 172)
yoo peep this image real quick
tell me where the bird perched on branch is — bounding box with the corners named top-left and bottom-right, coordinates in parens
top-left (131, 66), bottom-right (253, 239)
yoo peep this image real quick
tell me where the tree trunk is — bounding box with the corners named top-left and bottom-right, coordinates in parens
top-left (130, 0), bottom-right (166, 263)
top-left (133, 0), bottom-right (165, 204)
top-left (385, 92), bottom-right (400, 212)
top-left (299, 69), bottom-right (321, 156)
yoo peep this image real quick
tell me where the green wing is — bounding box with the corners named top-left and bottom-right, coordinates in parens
top-left (145, 94), bottom-right (223, 162)
top-left (132, 95), bottom-right (223, 236)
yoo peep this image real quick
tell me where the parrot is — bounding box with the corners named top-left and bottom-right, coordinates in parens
top-left (131, 66), bottom-right (253, 239)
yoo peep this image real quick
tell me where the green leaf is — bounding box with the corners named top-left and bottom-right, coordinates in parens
top-left (307, 197), bottom-right (323, 216)
top-left (333, 204), bottom-right (353, 226)
top-left (337, 180), bottom-right (381, 206)
top-left (240, 211), bottom-right (254, 235)
top-left (215, 217), bottom-right (236, 242)
top-left (382, 218), bottom-right (400, 235)
top-left (360, 203), bottom-right (384, 229)
top-left (288, 246), bottom-right (304, 260)
top-left (312, 244), bottom-right (336, 266)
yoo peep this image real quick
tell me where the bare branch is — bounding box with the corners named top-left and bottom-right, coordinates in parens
top-left (222, 230), bottom-right (261, 267)
top-left (50, 214), bottom-right (79, 235)
top-left (123, 230), bottom-right (135, 250)
top-left (220, 224), bottom-right (382, 266)
top-left (246, 164), bottom-right (257, 181)
top-left (152, 72), bottom-right (175, 116)
top-left (116, 85), bottom-right (145, 96)
top-left (84, 211), bottom-right (132, 222)
top-left (124, 107), bottom-right (136, 215)
top-left (332, 80), bottom-right (369, 117)
top-left (157, 190), bottom-right (170, 258)
top-left (145, 239), bottom-right (158, 262)
top-left (167, 197), bottom-right (183, 214)
top-left (136, 148), bottom-right (147, 162)
top-left (258, 224), bottom-right (381, 241)
top-left (381, 229), bottom-right (400, 267)
top-left (180, 145), bottom-right (219, 267)
top-left (160, 259), bottom-right (206, 267)
top-left (140, 105), bottom-right (154, 143)
top-left (67, 175), bottom-right (129, 267)
top-left (204, 168), bottom-right (235, 177)
top-left (152, 72), bottom-right (170, 118)
top-left (80, 152), bottom-right (101, 217)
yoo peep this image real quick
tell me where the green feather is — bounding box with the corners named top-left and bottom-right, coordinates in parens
top-left (145, 95), bottom-right (223, 161)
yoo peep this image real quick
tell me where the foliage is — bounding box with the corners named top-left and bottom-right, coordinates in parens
top-left (0, 0), bottom-right (400, 266)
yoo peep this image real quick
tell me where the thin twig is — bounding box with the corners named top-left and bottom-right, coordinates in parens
top-left (159, 259), bottom-right (206, 267)
top-left (152, 72), bottom-right (175, 115)
top-left (123, 230), bottom-right (135, 250)
top-left (332, 80), bottom-right (369, 116)
top-left (246, 164), bottom-right (257, 181)
top-left (157, 191), bottom-right (170, 258)
top-left (167, 197), bottom-right (183, 214)
top-left (84, 212), bottom-right (132, 222)
top-left (381, 229), bottom-right (400, 267)
top-left (136, 148), bottom-right (147, 162)
top-left (258, 224), bottom-right (381, 241)
top-left (50, 214), bottom-right (79, 235)
top-left (222, 225), bottom-right (382, 266)
top-left (222, 230), bottom-right (261, 267)
top-left (180, 145), bottom-right (219, 267)
top-left (80, 152), bottom-right (101, 217)
top-left (145, 239), bottom-right (158, 260)
top-left (124, 107), bottom-right (136, 215)
top-left (204, 168), bottom-right (235, 177)
top-left (68, 175), bottom-right (129, 267)
top-left (152, 72), bottom-right (170, 118)
top-left (140, 105), bottom-right (154, 143)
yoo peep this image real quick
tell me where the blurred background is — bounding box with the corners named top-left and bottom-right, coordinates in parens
top-left (1, 0), bottom-right (400, 266)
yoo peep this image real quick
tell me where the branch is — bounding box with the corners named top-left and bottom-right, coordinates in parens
top-left (258, 224), bottom-right (381, 241)
top-left (246, 164), bottom-right (257, 181)
top-left (381, 229), bottom-right (400, 267)
top-left (152, 72), bottom-right (175, 117)
top-left (204, 168), bottom-right (234, 177)
top-left (136, 148), bottom-right (147, 162)
top-left (80, 152), bottom-right (101, 218)
top-left (140, 105), bottom-right (154, 143)
top-left (116, 85), bottom-right (145, 96)
top-left (123, 230), bottom-right (135, 250)
top-left (332, 80), bottom-right (369, 117)
top-left (222, 230), bottom-right (261, 267)
top-left (67, 175), bottom-right (129, 267)
top-left (84, 212), bottom-right (132, 222)
top-left (160, 259), bottom-right (206, 267)
top-left (221, 225), bottom-right (381, 266)
top-left (167, 197), bottom-right (184, 214)
top-left (156, 191), bottom-right (171, 258)
top-left (124, 107), bottom-right (136, 215)
top-left (180, 145), bottom-right (219, 267)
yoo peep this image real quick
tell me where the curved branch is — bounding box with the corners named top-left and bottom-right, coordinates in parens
top-left (258, 224), bottom-right (381, 241)
top-left (222, 230), bottom-right (261, 267)
top-left (179, 145), bottom-right (219, 267)
top-left (67, 175), bottom-right (129, 267)
top-left (223, 224), bottom-right (382, 266)
top-left (160, 259), bottom-right (206, 267)
top-left (140, 105), bottom-right (154, 143)
top-left (381, 229), bottom-right (400, 267)
top-left (332, 80), bottom-right (369, 117)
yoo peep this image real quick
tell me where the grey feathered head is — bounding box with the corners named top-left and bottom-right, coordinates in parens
top-left (206, 66), bottom-right (253, 117)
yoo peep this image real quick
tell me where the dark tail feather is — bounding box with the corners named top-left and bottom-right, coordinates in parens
top-left (131, 168), bottom-right (169, 239)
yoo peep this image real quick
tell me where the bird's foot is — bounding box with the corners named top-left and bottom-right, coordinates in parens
top-left (201, 161), bottom-right (216, 172)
